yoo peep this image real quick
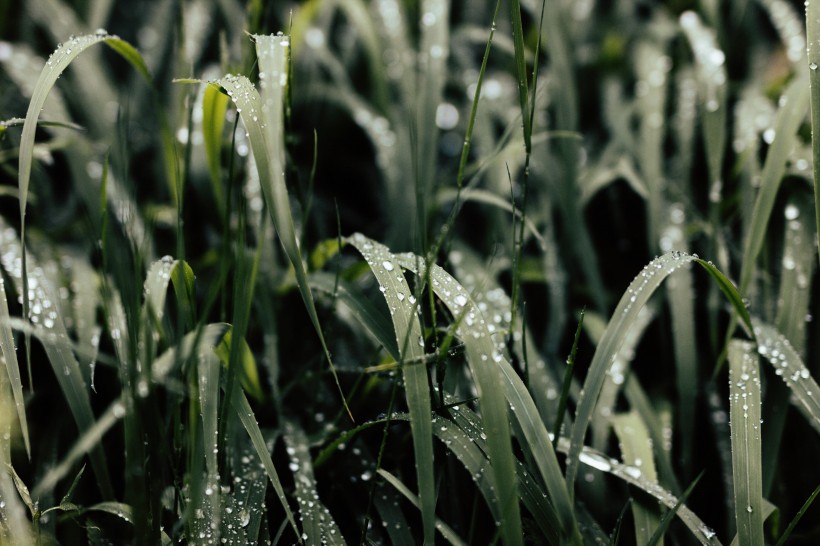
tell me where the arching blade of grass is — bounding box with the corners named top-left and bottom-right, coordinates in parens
top-left (738, 72), bottom-right (810, 294)
top-left (612, 411), bottom-right (662, 545)
top-left (805, 0), bottom-right (820, 262)
top-left (377, 469), bottom-right (466, 546)
top-left (555, 440), bottom-right (723, 545)
top-left (0, 276), bottom-right (29, 457)
top-left (436, 188), bottom-right (547, 250)
top-left (566, 253), bottom-right (696, 496)
top-left (283, 421), bottom-right (344, 545)
top-left (752, 319), bottom-right (820, 432)
top-left (727, 340), bottom-right (764, 546)
top-left (346, 234), bottom-right (435, 545)
top-left (216, 33), bottom-right (351, 420)
top-left (17, 31), bottom-right (149, 228)
top-left (395, 251), bottom-right (573, 545)
top-left (567, 253), bottom-right (753, 498)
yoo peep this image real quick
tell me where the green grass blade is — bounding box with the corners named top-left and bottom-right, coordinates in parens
top-left (645, 472), bottom-right (704, 546)
top-left (805, 0), bottom-right (820, 264)
top-left (752, 319), bottom-right (820, 432)
top-left (0, 276), bottom-right (29, 457)
top-left (284, 421), bottom-right (344, 545)
top-left (232, 386), bottom-right (299, 538)
top-left (508, 0), bottom-right (531, 150)
top-left (774, 482), bottom-right (820, 546)
top-left (612, 412), bottom-right (662, 545)
top-left (566, 252), bottom-right (697, 496)
top-left (377, 469), bottom-right (466, 546)
top-left (202, 83), bottom-right (230, 215)
top-left (555, 439), bottom-right (722, 545)
top-left (415, 0), bottom-right (449, 248)
top-left (694, 258), bottom-right (753, 336)
top-left (219, 33), bottom-right (351, 420)
top-left (680, 11), bottom-right (727, 212)
top-left (346, 234), bottom-right (435, 545)
top-left (728, 340), bottom-right (764, 546)
top-left (373, 486), bottom-right (415, 546)
top-left (395, 251), bottom-right (571, 545)
top-left (17, 31), bottom-right (149, 226)
top-left (738, 73), bottom-right (810, 294)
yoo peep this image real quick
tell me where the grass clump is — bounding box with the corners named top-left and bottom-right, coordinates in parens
top-left (0, 0), bottom-right (819, 544)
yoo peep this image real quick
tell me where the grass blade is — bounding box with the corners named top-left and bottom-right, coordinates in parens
top-left (728, 340), bottom-right (764, 546)
top-left (218, 33), bottom-right (351, 420)
top-left (0, 276), bottom-right (29, 457)
top-left (566, 252), bottom-right (697, 496)
top-left (395, 251), bottom-right (573, 545)
top-left (17, 31), bottom-right (149, 226)
top-left (377, 469), bottom-right (466, 546)
top-left (752, 319), bottom-right (820, 432)
top-left (773, 482), bottom-right (820, 546)
top-left (738, 73), bottom-right (809, 293)
top-left (612, 412), bottom-right (662, 545)
top-left (284, 421), bottom-right (344, 545)
top-left (346, 234), bottom-right (435, 544)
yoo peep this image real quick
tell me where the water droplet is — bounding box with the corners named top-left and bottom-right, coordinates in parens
top-left (382, 260), bottom-right (394, 271)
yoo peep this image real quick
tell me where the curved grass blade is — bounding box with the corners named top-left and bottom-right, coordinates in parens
top-left (645, 472), bottom-right (704, 546)
top-left (17, 31), bottom-right (149, 227)
top-left (436, 188), bottom-right (547, 250)
top-left (232, 385), bottom-right (299, 538)
top-left (566, 252), bottom-right (697, 496)
top-left (284, 421), bottom-right (344, 545)
top-left (727, 340), bottom-right (764, 546)
top-left (377, 469), bottom-right (466, 546)
top-left (752, 319), bottom-right (820, 433)
top-left (612, 411), bottom-right (661, 545)
top-left (395, 252), bottom-right (572, 545)
top-left (0, 277), bottom-right (29, 457)
top-left (558, 440), bottom-right (722, 545)
top-left (738, 73), bottom-right (810, 294)
top-left (346, 234), bottom-right (435, 545)
top-left (773, 483), bottom-right (820, 546)
top-left (217, 33), bottom-right (351, 420)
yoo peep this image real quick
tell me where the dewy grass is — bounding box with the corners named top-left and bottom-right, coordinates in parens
top-left (3, 1), bottom-right (820, 544)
